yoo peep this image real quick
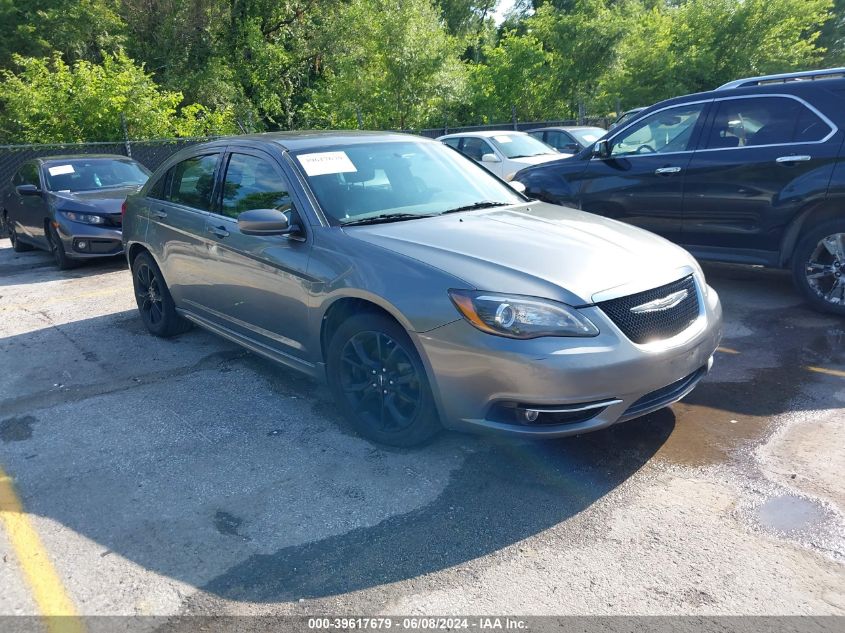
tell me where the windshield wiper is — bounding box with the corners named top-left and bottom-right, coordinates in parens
top-left (439, 201), bottom-right (510, 215)
top-left (340, 213), bottom-right (437, 227)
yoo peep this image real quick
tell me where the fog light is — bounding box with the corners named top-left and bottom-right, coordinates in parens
top-left (77, 240), bottom-right (88, 250)
top-left (522, 409), bottom-right (540, 423)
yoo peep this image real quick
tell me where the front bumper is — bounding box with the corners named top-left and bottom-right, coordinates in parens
top-left (415, 284), bottom-right (722, 438)
top-left (55, 218), bottom-right (123, 259)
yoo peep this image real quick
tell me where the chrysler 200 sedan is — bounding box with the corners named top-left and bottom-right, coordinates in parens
top-left (2, 155), bottom-right (150, 268)
top-left (123, 131), bottom-right (722, 446)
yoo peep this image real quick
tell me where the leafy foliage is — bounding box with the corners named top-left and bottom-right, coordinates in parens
top-left (0, 53), bottom-right (237, 143)
top-left (0, 0), bottom-right (840, 142)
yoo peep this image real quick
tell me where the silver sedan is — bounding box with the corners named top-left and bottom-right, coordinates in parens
top-left (123, 132), bottom-right (722, 446)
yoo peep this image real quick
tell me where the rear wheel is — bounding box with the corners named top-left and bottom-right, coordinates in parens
top-left (327, 313), bottom-right (441, 446)
top-left (47, 224), bottom-right (77, 269)
top-left (131, 251), bottom-right (192, 337)
top-left (5, 213), bottom-right (33, 252)
top-left (792, 220), bottom-right (845, 316)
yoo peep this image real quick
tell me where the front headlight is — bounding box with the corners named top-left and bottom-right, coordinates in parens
top-left (449, 290), bottom-right (599, 339)
top-left (61, 211), bottom-right (106, 225)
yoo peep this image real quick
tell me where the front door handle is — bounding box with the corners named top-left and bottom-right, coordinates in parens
top-left (151, 208), bottom-right (168, 219)
top-left (208, 225), bottom-right (230, 238)
top-left (655, 166), bottom-right (682, 175)
top-left (776, 155), bottom-right (811, 163)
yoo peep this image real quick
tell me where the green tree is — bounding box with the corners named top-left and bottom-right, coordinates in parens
top-left (0, 0), bottom-right (126, 68)
top-left (0, 52), bottom-right (237, 143)
top-left (305, 0), bottom-right (468, 130)
top-left (819, 0), bottom-right (845, 65)
top-left (606, 0), bottom-right (832, 109)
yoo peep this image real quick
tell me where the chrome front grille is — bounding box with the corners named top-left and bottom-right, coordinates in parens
top-left (598, 275), bottom-right (699, 344)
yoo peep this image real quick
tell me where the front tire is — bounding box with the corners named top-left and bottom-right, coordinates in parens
top-left (47, 224), bottom-right (77, 269)
top-left (327, 313), bottom-right (441, 446)
top-left (792, 220), bottom-right (845, 316)
top-left (131, 251), bottom-right (192, 337)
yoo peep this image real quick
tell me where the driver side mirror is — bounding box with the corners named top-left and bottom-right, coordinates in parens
top-left (592, 140), bottom-right (610, 159)
top-left (481, 153), bottom-right (501, 164)
top-left (16, 184), bottom-right (41, 196)
top-left (237, 208), bottom-right (301, 237)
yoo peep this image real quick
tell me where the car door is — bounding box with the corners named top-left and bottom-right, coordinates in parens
top-left (14, 162), bottom-right (50, 243)
top-left (200, 148), bottom-right (314, 364)
top-left (681, 94), bottom-right (841, 257)
top-left (144, 152), bottom-right (222, 310)
top-left (573, 101), bottom-right (710, 241)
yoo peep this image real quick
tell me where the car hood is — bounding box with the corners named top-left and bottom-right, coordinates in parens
top-left (343, 202), bottom-right (696, 306)
top-left (50, 186), bottom-right (142, 215)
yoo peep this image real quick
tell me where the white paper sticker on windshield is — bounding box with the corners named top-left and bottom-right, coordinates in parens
top-left (493, 135), bottom-right (513, 143)
top-left (48, 164), bottom-right (75, 176)
top-left (297, 151), bottom-right (357, 177)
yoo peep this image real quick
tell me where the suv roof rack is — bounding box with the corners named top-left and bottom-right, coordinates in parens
top-left (716, 68), bottom-right (845, 90)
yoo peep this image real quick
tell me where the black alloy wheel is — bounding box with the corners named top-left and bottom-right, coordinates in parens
top-left (792, 220), bottom-right (845, 316)
top-left (328, 313), bottom-right (440, 446)
top-left (131, 251), bottom-right (192, 337)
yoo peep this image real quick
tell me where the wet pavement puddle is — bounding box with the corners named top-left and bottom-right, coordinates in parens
top-left (757, 494), bottom-right (828, 534)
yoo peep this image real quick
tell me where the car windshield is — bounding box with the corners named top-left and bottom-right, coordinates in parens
top-left (568, 127), bottom-right (606, 147)
top-left (488, 134), bottom-right (557, 159)
top-left (293, 141), bottom-right (524, 225)
top-left (43, 159), bottom-right (150, 192)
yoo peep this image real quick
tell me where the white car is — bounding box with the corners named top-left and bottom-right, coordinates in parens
top-left (437, 130), bottom-right (568, 181)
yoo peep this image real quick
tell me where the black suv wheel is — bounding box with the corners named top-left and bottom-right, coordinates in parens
top-left (792, 220), bottom-right (845, 316)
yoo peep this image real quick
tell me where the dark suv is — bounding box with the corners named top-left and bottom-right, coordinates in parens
top-left (513, 68), bottom-right (845, 315)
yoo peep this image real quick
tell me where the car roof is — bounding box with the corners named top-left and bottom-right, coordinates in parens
top-left (437, 130), bottom-right (529, 139)
top-left (206, 130), bottom-right (431, 152)
top-left (628, 75), bottom-right (845, 122)
top-left (37, 154), bottom-right (136, 163)
top-left (529, 126), bottom-right (606, 132)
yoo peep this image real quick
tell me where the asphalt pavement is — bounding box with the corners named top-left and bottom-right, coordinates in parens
top-left (0, 238), bottom-right (843, 622)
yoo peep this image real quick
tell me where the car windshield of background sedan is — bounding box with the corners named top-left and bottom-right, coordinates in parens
top-left (293, 141), bottom-right (524, 225)
top-left (569, 127), bottom-right (606, 147)
top-left (43, 159), bottom-right (150, 192)
top-left (489, 134), bottom-right (558, 159)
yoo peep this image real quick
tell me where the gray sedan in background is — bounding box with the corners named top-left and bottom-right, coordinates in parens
top-left (2, 155), bottom-right (150, 268)
top-left (123, 131), bottom-right (722, 446)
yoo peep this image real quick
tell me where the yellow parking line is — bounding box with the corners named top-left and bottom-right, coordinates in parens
top-left (717, 346), bottom-right (740, 355)
top-left (0, 467), bottom-right (85, 633)
top-left (806, 365), bottom-right (845, 379)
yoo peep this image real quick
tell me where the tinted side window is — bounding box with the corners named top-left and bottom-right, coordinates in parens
top-left (147, 169), bottom-right (171, 200)
top-left (546, 131), bottom-right (570, 149)
top-left (220, 154), bottom-right (291, 219)
top-left (705, 97), bottom-right (831, 149)
top-left (169, 154), bottom-right (219, 211)
top-left (461, 137), bottom-right (494, 161)
top-left (611, 104), bottom-right (705, 157)
top-left (20, 163), bottom-right (41, 187)
top-left (442, 138), bottom-right (461, 150)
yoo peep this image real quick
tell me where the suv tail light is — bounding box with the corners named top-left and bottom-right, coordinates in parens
top-left (121, 201), bottom-right (127, 218)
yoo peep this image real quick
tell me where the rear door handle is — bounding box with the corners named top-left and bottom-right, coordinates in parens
top-left (776, 155), bottom-right (811, 163)
top-left (151, 208), bottom-right (168, 219)
top-left (208, 225), bottom-right (230, 238)
top-left (654, 166), bottom-right (682, 175)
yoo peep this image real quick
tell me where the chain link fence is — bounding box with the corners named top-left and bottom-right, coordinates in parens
top-left (0, 138), bottom-right (217, 189)
top-left (0, 117), bottom-right (611, 188)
